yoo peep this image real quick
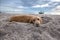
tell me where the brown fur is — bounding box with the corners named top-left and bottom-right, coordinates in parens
top-left (9, 15), bottom-right (43, 26)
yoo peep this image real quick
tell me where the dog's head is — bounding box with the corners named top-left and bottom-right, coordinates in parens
top-left (30, 16), bottom-right (43, 27)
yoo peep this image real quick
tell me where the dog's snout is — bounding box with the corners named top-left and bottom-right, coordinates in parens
top-left (36, 23), bottom-right (40, 27)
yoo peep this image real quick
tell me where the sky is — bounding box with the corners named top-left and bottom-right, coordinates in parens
top-left (0, 0), bottom-right (60, 14)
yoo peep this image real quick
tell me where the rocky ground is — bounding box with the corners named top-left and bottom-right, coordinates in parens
top-left (0, 13), bottom-right (60, 40)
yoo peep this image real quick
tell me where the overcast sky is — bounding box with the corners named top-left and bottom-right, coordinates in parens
top-left (0, 0), bottom-right (60, 14)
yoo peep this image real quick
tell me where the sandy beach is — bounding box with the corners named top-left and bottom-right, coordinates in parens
top-left (0, 13), bottom-right (60, 40)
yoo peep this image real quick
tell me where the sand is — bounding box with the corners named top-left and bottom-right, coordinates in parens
top-left (0, 13), bottom-right (60, 40)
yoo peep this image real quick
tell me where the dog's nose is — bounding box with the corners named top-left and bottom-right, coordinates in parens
top-left (36, 23), bottom-right (40, 27)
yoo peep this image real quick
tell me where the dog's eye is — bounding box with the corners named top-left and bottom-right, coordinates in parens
top-left (37, 18), bottom-right (39, 20)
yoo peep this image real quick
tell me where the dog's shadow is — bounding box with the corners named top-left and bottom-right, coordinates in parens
top-left (41, 16), bottom-right (52, 24)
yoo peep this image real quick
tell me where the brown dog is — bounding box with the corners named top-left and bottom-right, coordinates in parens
top-left (9, 15), bottom-right (43, 27)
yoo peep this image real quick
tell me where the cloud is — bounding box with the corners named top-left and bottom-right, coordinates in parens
top-left (47, 6), bottom-right (60, 15)
top-left (35, 0), bottom-right (50, 4)
top-left (50, 0), bottom-right (60, 2)
top-left (1, 0), bottom-right (23, 8)
top-left (32, 4), bottom-right (49, 8)
top-left (17, 6), bottom-right (29, 8)
top-left (32, 2), bottom-right (54, 8)
top-left (52, 6), bottom-right (60, 12)
top-left (17, 6), bottom-right (25, 8)
top-left (0, 0), bottom-right (60, 14)
top-left (0, 6), bottom-right (24, 13)
top-left (32, 1), bottom-right (59, 8)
